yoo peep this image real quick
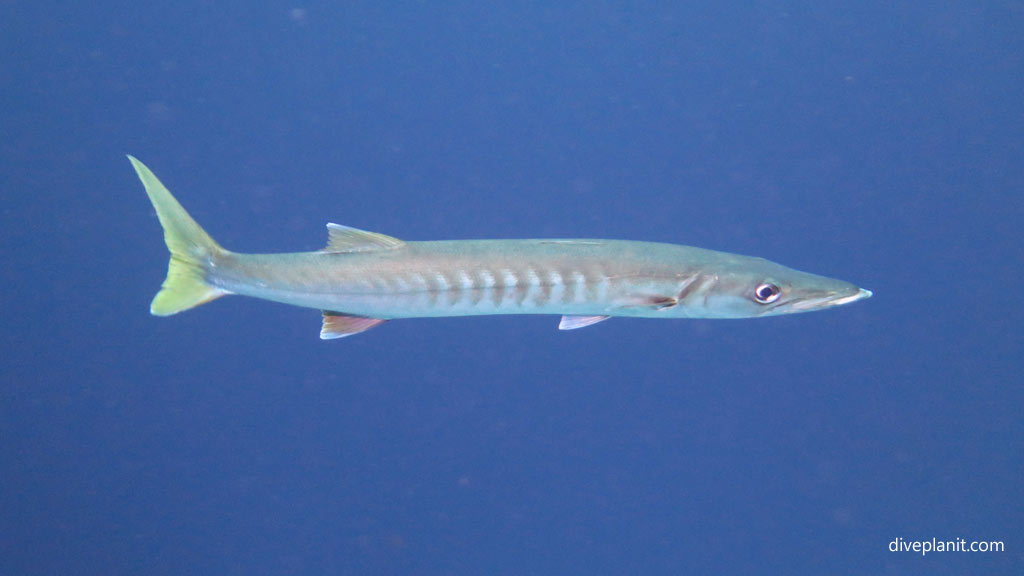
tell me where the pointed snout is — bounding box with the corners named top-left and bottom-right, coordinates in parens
top-left (829, 287), bottom-right (873, 307)
top-left (786, 284), bottom-right (872, 312)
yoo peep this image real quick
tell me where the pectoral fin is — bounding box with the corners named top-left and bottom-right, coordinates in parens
top-left (558, 315), bottom-right (611, 330)
top-left (321, 311), bottom-right (388, 339)
top-left (618, 294), bottom-right (679, 310)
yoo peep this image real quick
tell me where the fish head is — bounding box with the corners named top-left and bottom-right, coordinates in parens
top-left (691, 255), bottom-right (872, 318)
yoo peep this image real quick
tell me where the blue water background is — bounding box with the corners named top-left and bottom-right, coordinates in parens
top-left (2, 2), bottom-right (1021, 574)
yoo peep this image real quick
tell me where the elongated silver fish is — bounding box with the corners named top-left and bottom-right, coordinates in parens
top-left (131, 156), bottom-right (871, 338)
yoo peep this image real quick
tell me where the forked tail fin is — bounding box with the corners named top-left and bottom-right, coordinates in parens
top-left (129, 155), bottom-right (227, 316)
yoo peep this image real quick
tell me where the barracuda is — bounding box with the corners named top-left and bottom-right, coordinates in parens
top-left (130, 156), bottom-right (872, 339)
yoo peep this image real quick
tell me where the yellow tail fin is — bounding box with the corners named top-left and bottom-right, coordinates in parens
top-left (129, 155), bottom-right (226, 316)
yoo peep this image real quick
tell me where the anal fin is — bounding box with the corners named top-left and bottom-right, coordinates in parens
top-left (558, 315), bottom-right (611, 330)
top-left (321, 311), bottom-right (388, 339)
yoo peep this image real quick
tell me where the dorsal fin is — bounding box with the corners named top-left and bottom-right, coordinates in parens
top-left (323, 223), bottom-right (405, 253)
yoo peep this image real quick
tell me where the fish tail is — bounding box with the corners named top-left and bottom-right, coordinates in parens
top-left (129, 155), bottom-right (227, 316)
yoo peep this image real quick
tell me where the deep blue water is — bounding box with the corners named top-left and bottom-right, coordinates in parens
top-left (2, 2), bottom-right (1021, 574)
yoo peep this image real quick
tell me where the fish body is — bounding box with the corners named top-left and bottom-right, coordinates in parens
top-left (130, 156), bottom-right (871, 338)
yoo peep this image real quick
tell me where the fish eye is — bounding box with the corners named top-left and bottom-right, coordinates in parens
top-left (754, 283), bottom-right (781, 304)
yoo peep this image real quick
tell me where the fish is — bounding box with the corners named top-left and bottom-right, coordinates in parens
top-left (130, 156), bottom-right (872, 339)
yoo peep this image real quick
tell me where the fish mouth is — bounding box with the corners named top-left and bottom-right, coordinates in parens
top-left (783, 287), bottom-right (873, 313)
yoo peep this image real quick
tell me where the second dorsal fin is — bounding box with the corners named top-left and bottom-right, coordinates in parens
top-left (323, 223), bottom-right (405, 253)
